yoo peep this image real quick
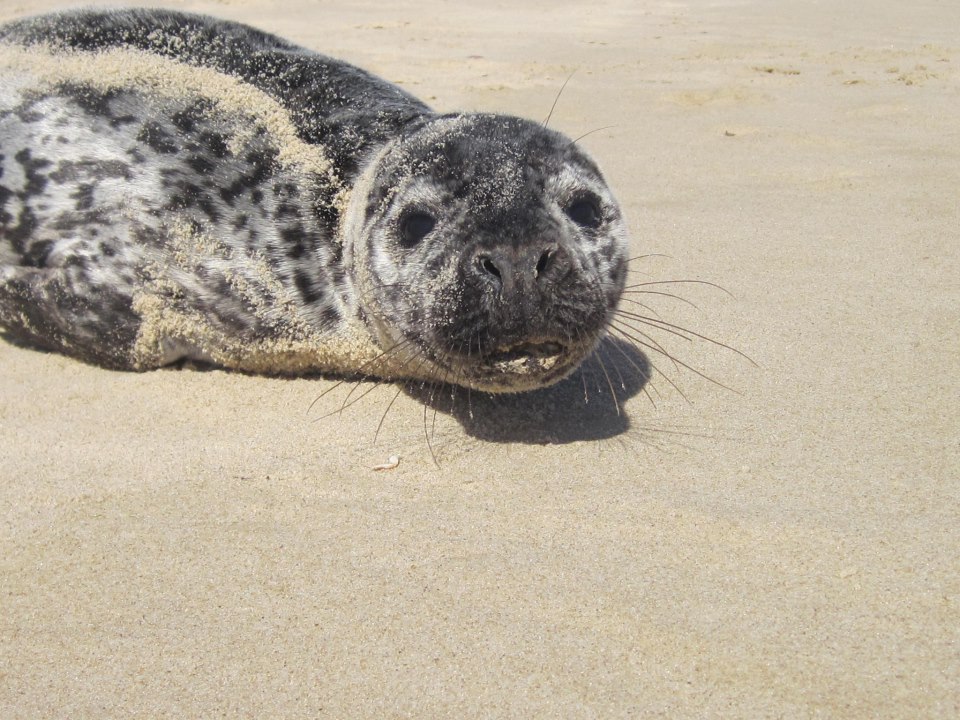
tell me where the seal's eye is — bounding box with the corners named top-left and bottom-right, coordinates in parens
top-left (399, 211), bottom-right (436, 246)
top-left (565, 197), bottom-right (602, 229)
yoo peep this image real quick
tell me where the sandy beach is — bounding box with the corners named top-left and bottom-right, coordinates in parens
top-left (1, 0), bottom-right (958, 716)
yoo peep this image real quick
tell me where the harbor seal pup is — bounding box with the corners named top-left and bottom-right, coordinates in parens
top-left (0, 8), bottom-right (629, 393)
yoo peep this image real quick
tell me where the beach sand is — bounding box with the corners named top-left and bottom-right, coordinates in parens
top-left (1, 0), bottom-right (957, 716)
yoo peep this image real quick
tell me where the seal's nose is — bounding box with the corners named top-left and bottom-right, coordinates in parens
top-left (474, 244), bottom-right (564, 296)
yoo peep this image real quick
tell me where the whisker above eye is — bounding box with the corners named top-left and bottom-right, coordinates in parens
top-left (543, 69), bottom-right (577, 128)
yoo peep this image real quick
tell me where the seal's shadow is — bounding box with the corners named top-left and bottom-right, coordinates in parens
top-left (403, 338), bottom-right (650, 444)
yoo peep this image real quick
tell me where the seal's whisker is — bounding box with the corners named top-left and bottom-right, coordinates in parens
top-left (329, 349), bottom-right (424, 419)
top-left (374, 386), bottom-right (405, 445)
top-left (616, 311), bottom-right (756, 365)
top-left (614, 310), bottom-right (696, 344)
top-left (593, 348), bottom-right (621, 417)
top-left (595, 337), bottom-right (630, 395)
top-left (543, 69), bottom-right (576, 128)
top-left (464, 334), bottom-right (476, 420)
top-left (626, 253), bottom-right (673, 264)
top-left (608, 317), bottom-right (682, 372)
top-left (567, 125), bottom-right (617, 148)
top-left (427, 372), bottom-right (449, 438)
top-left (619, 290), bottom-right (701, 310)
top-left (336, 341), bottom-right (421, 414)
top-left (313, 338), bottom-right (427, 422)
top-left (609, 321), bottom-right (739, 397)
top-left (331, 380), bottom-right (385, 417)
top-left (422, 383), bottom-right (439, 467)
top-left (587, 353), bottom-right (604, 397)
top-left (372, 352), bottom-right (432, 444)
top-left (307, 337), bottom-right (414, 415)
top-left (607, 324), bottom-right (692, 403)
top-left (579, 364), bottom-right (590, 404)
top-left (604, 340), bottom-right (629, 392)
top-left (447, 341), bottom-right (470, 415)
top-left (600, 332), bottom-right (659, 408)
top-left (571, 327), bottom-right (590, 405)
top-left (623, 279), bottom-right (735, 298)
top-left (615, 296), bottom-right (664, 318)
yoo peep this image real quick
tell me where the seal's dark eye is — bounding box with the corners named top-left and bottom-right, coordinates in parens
top-left (399, 211), bottom-right (436, 246)
top-left (565, 197), bottom-right (602, 229)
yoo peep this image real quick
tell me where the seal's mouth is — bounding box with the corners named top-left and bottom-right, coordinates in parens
top-left (486, 340), bottom-right (565, 365)
top-left (479, 340), bottom-right (572, 384)
top-left (422, 334), bottom-right (597, 393)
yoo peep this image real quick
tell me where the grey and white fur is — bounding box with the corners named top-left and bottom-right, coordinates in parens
top-left (0, 9), bottom-right (629, 392)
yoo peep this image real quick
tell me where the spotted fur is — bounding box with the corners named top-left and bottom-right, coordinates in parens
top-left (0, 9), bottom-right (629, 391)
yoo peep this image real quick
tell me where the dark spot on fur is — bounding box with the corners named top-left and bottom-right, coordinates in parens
top-left (319, 305), bottom-right (341, 329)
top-left (109, 113), bottom-right (137, 128)
top-left (274, 202), bottom-right (299, 220)
top-left (14, 148), bottom-right (50, 197)
top-left (328, 241), bottom-right (343, 267)
top-left (0, 158), bottom-right (12, 225)
top-left (273, 181), bottom-right (297, 197)
top-left (133, 225), bottom-right (166, 246)
top-left (22, 239), bottom-right (54, 268)
top-left (0, 187), bottom-right (12, 225)
top-left (14, 97), bottom-right (43, 123)
top-left (313, 201), bottom-right (340, 240)
top-left (219, 182), bottom-right (242, 205)
top-left (197, 194), bottom-right (219, 221)
top-left (187, 155), bottom-right (215, 175)
top-left (166, 181), bottom-right (220, 222)
top-left (60, 83), bottom-right (116, 117)
top-left (329, 265), bottom-right (347, 294)
top-left (51, 210), bottom-right (108, 232)
top-left (137, 121), bottom-right (179, 154)
top-left (218, 150), bottom-right (277, 205)
top-left (281, 225), bottom-right (309, 259)
top-left (63, 254), bottom-right (89, 270)
top-left (49, 159), bottom-right (131, 183)
top-left (171, 100), bottom-right (212, 133)
top-left (6, 206), bottom-right (38, 255)
top-left (16, 108), bottom-right (44, 123)
top-left (294, 270), bottom-right (324, 305)
top-left (71, 184), bottom-right (95, 210)
top-left (199, 131), bottom-right (230, 158)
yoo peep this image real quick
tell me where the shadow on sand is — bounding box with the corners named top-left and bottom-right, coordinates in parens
top-left (402, 337), bottom-right (651, 444)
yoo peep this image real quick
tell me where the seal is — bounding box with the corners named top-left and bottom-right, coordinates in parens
top-left (0, 8), bottom-right (629, 393)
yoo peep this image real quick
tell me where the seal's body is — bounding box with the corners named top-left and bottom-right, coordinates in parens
top-left (0, 9), bottom-right (628, 392)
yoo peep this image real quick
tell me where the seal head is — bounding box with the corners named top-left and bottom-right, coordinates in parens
top-left (346, 113), bottom-right (629, 393)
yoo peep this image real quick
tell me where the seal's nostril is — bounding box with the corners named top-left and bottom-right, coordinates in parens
top-left (479, 255), bottom-right (501, 280)
top-left (536, 249), bottom-right (553, 277)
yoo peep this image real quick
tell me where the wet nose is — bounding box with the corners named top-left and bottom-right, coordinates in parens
top-left (473, 244), bottom-right (563, 294)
